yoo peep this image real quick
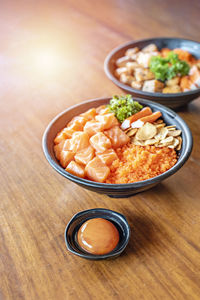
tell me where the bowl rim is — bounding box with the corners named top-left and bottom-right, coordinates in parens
top-left (42, 96), bottom-right (193, 190)
top-left (64, 208), bottom-right (131, 259)
top-left (104, 37), bottom-right (200, 98)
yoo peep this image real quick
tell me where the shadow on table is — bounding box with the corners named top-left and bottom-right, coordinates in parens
top-left (119, 183), bottom-right (180, 258)
top-left (144, 182), bottom-right (183, 214)
top-left (171, 97), bottom-right (200, 113)
top-left (120, 214), bottom-right (160, 258)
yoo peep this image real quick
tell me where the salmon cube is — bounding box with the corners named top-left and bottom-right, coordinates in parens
top-left (74, 146), bottom-right (95, 165)
top-left (180, 76), bottom-right (191, 91)
top-left (60, 150), bottom-right (75, 168)
top-left (80, 108), bottom-right (96, 120)
top-left (90, 132), bottom-right (111, 153)
top-left (85, 157), bottom-right (110, 183)
top-left (63, 128), bottom-right (75, 138)
top-left (96, 105), bottom-right (110, 115)
top-left (54, 140), bottom-right (65, 160)
top-left (67, 121), bottom-right (84, 131)
top-left (173, 48), bottom-right (192, 63)
top-left (104, 126), bottom-right (130, 149)
top-left (54, 128), bottom-right (74, 144)
top-left (161, 48), bottom-right (171, 58)
top-left (63, 139), bottom-right (73, 151)
top-left (84, 120), bottom-right (104, 137)
top-left (99, 107), bottom-right (110, 115)
top-left (97, 149), bottom-right (118, 166)
top-left (54, 131), bottom-right (66, 145)
top-left (69, 132), bottom-right (90, 152)
top-left (67, 116), bottom-right (87, 128)
top-left (95, 113), bottom-right (119, 130)
top-left (96, 105), bottom-right (106, 114)
top-left (66, 161), bottom-right (85, 178)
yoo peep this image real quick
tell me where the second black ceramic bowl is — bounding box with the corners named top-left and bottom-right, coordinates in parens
top-left (42, 97), bottom-right (193, 197)
top-left (65, 208), bottom-right (130, 260)
top-left (104, 37), bottom-right (200, 109)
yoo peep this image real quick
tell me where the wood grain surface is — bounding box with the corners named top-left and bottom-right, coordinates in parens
top-left (0, 0), bottom-right (200, 299)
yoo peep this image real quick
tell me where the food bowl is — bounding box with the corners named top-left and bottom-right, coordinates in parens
top-left (42, 97), bottom-right (193, 197)
top-left (65, 208), bottom-right (130, 260)
top-left (104, 37), bottom-right (200, 109)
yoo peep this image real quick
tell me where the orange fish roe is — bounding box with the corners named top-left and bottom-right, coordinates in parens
top-left (106, 143), bottom-right (177, 184)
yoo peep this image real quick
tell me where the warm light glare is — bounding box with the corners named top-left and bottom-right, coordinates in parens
top-left (33, 49), bottom-right (62, 75)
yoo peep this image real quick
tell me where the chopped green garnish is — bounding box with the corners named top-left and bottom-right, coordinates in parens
top-left (150, 51), bottom-right (190, 82)
top-left (107, 95), bottom-right (143, 123)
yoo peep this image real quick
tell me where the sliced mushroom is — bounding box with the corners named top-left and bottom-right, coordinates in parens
top-left (167, 130), bottom-right (182, 137)
top-left (142, 80), bottom-right (164, 93)
top-left (166, 76), bottom-right (180, 87)
top-left (155, 127), bottom-right (168, 140)
top-left (144, 138), bottom-right (157, 145)
top-left (120, 74), bottom-right (135, 84)
top-left (162, 85), bottom-right (181, 93)
top-left (126, 128), bottom-right (137, 137)
top-left (126, 61), bottom-right (139, 73)
top-left (135, 122), bottom-right (157, 140)
top-left (125, 47), bottom-right (139, 57)
top-left (176, 137), bottom-right (182, 150)
top-left (131, 81), bottom-right (143, 90)
top-left (160, 136), bottom-right (174, 144)
top-left (116, 56), bottom-right (131, 67)
top-left (115, 67), bottom-right (129, 78)
top-left (168, 138), bottom-right (179, 149)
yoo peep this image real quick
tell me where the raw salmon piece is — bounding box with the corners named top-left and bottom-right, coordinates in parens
top-left (96, 105), bottom-right (110, 115)
top-left (99, 107), bottom-right (110, 115)
top-left (90, 132), bottom-right (112, 153)
top-left (63, 128), bottom-right (75, 138)
top-left (70, 132), bottom-right (90, 152)
top-left (96, 105), bottom-right (106, 114)
top-left (54, 129), bottom-right (66, 145)
top-left (54, 128), bottom-right (74, 144)
top-left (60, 150), bottom-right (75, 168)
top-left (63, 138), bottom-right (73, 151)
top-left (66, 161), bottom-right (85, 178)
top-left (67, 121), bottom-right (84, 131)
top-left (173, 48), bottom-right (192, 63)
top-left (54, 140), bottom-right (65, 160)
top-left (95, 113), bottom-right (119, 130)
top-left (180, 76), bottom-right (192, 91)
top-left (67, 116), bottom-right (87, 128)
top-left (161, 48), bottom-right (171, 57)
top-left (74, 146), bottom-right (95, 165)
top-left (97, 149), bottom-right (118, 166)
top-left (84, 120), bottom-right (104, 137)
top-left (104, 126), bottom-right (130, 149)
top-left (85, 156), bottom-right (110, 183)
top-left (80, 108), bottom-right (96, 120)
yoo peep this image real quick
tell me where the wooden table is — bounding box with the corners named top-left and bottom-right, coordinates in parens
top-left (1, 0), bottom-right (200, 299)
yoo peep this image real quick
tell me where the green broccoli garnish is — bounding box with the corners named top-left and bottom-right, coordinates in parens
top-left (107, 95), bottom-right (143, 123)
top-left (150, 51), bottom-right (190, 82)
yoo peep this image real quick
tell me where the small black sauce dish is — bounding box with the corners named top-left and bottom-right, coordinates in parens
top-left (65, 208), bottom-right (130, 260)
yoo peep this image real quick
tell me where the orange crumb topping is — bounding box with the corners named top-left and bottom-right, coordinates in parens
top-left (106, 143), bottom-right (177, 184)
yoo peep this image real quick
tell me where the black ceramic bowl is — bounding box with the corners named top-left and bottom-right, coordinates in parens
top-left (65, 208), bottom-right (130, 260)
top-left (104, 37), bottom-right (200, 109)
top-left (42, 97), bottom-right (193, 197)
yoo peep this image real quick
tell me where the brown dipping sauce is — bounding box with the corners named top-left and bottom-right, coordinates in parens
top-left (77, 218), bottom-right (120, 255)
